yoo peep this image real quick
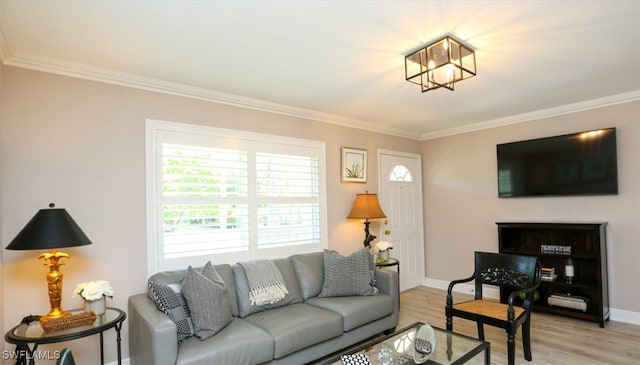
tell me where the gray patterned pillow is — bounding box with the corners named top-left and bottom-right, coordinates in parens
top-left (319, 247), bottom-right (377, 297)
top-left (201, 260), bottom-right (225, 286)
top-left (182, 265), bottom-right (233, 340)
top-left (147, 280), bottom-right (194, 342)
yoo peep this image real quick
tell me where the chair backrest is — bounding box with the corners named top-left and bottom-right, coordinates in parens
top-left (56, 348), bottom-right (76, 365)
top-left (473, 251), bottom-right (540, 297)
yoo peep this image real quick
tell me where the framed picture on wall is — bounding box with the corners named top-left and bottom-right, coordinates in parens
top-left (341, 147), bottom-right (367, 183)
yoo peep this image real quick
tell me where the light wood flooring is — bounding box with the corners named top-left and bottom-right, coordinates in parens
top-left (398, 286), bottom-right (640, 365)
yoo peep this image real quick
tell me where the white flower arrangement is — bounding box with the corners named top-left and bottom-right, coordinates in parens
top-left (73, 280), bottom-right (115, 301)
top-left (375, 241), bottom-right (394, 252)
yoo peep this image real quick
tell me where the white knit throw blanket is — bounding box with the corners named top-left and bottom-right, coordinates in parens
top-left (239, 260), bottom-right (288, 306)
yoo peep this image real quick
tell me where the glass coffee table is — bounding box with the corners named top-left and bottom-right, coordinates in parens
top-left (319, 322), bottom-right (489, 365)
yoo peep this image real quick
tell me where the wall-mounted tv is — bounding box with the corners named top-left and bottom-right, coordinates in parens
top-left (497, 128), bottom-right (618, 197)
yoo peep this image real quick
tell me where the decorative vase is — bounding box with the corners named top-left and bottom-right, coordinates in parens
top-left (84, 296), bottom-right (106, 315)
top-left (379, 249), bottom-right (390, 261)
top-left (413, 323), bottom-right (437, 364)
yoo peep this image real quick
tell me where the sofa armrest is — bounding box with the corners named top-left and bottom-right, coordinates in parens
top-left (375, 269), bottom-right (400, 314)
top-left (128, 294), bottom-right (178, 365)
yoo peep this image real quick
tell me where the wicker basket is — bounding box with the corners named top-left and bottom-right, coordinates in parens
top-left (40, 311), bottom-right (97, 332)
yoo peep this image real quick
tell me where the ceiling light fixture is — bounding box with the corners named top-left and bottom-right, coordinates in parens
top-left (405, 35), bottom-right (476, 92)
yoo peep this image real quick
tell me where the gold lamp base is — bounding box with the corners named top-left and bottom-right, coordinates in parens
top-left (38, 249), bottom-right (72, 320)
top-left (5, 204), bottom-right (93, 325)
top-left (40, 308), bottom-right (72, 321)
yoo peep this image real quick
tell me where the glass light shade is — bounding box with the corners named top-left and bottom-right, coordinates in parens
top-left (405, 35), bottom-right (476, 92)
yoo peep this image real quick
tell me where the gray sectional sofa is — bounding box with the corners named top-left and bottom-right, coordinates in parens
top-left (128, 251), bottom-right (400, 365)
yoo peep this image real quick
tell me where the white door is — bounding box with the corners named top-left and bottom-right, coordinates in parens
top-left (378, 151), bottom-right (425, 291)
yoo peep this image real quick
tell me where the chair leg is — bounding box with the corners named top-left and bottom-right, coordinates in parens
top-left (476, 322), bottom-right (485, 341)
top-left (523, 318), bottom-right (532, 361)
top-left (445, 315), bottom-right (453, 361)
top-left (507, 331), bottom-right (516, 365)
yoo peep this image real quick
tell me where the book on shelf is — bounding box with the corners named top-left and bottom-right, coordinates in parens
top-left (541, 267), bottom-right (557, 281)
top-left (541, 274), bottom-right (557, 282)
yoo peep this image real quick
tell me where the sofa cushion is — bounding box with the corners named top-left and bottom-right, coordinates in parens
top-left (176, 318), bottom-right (273, 365)
top-left (243, 303), bottom-right (343, 359)
top-left (306, 293), bottom-right (394, 331)
top-left (234, 258), bottom-right (304, 317)
top-left (291, 252), bottom-right (324, 300)
top-left (319, 248), bottom-right (377, 297)
top-left (182, 265), bottom-right (233, 340)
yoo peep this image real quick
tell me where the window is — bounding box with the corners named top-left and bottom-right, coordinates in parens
top-left (146, 120), bottom-right (327, 273)
top-left (390, 164), bottom-right (413, 182)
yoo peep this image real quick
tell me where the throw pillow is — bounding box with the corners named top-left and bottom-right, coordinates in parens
top-left (319, 247), bottom-right (378, 297)
top-left (147, 281), bottom-right (195, 342)
top-left (291, 252), bottom-right (324, 300)
top-left (201, 260), bottom-right (225, 287)
top-left (182, 265), bottom-right (233, 340)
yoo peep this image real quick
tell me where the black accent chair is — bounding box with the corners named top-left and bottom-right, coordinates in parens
top-left (56, 348), bottom-right (76, 365)
top-left (446, 251), bottom-right (541, 365)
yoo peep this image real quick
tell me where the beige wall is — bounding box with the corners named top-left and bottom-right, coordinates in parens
top-left (0, 54), bottom-right (4, 357)
top-left (421, 103), bottom-right (640, 318)
top-left (0, 66), bottom-right (420, 363)
top-left (2, 64), bottom-right (638, 363)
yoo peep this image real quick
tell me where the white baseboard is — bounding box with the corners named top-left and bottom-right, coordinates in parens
top-left (609, 308), bottom-right (640, 325)
top-left (423, 277), bottom-right (640, 326)
top-left (107, 358), bottom-right (131, 365)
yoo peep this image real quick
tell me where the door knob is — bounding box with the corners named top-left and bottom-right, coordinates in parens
top-left (384, 230), bottom-right (391, 235)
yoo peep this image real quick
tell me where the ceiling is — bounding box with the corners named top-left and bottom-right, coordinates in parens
top-left (0, 1), bottom-right (639, 140)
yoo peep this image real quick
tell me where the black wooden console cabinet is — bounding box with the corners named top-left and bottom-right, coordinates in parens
top-left (497, 222), bottom-right (609, 327)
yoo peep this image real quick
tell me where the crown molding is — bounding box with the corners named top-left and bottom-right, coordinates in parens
top-left (3, 49), bottom-right (638, 142)
top-left (420, 90), bottom-right (640, 140)
top-left (2, 50), bottom-right (420, 140)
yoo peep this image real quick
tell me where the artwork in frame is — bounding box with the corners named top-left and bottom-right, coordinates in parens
top-left (342, 147), bottom-right (367, 183)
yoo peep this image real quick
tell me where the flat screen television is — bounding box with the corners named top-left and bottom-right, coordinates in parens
top-left (497, 128), bottom-right (618, 197)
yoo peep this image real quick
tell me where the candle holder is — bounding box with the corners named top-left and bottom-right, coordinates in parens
top-left (564, 258), bottom-right (576, 284)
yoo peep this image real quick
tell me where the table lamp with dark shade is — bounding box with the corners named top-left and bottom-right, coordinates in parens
top-left (347, 192), bottom-right (387, 247)
top-left (6, 203), bottom-right (92, 320)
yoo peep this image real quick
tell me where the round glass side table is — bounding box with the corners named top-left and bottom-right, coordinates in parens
top-left (4, 307), bottom-right (126, 365)
top-left (376, 257), bottom-right (400, 278)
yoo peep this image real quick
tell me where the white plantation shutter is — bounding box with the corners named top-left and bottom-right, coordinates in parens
top-left (147, 120), bottom-right (327, 272)
top-left (256, 152), bottom-right (320, 248)
top-left (161, 144), bottom-right (250, 258)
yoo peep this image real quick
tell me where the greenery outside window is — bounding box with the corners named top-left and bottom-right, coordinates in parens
top-left (146, 120), bottom-right (327, 273)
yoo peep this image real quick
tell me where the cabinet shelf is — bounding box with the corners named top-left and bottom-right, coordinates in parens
top-left (502, 252), bottom-right (600, 260)
top-left (498, 222), bottom-right (609, 327)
